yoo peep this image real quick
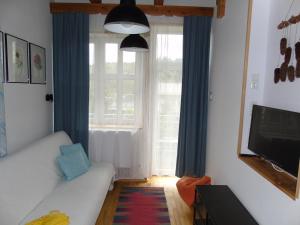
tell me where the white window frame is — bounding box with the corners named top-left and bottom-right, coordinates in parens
top-left (89, 33), bottom-right (144, 129)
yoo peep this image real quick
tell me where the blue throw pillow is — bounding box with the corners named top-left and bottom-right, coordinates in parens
top-left (60, 143), bottom-right (91, 168)
top-left (57, 150), bottom-right (89, 181)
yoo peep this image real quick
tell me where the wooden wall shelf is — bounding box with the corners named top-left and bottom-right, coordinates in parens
top-left (239, 155), bottom-right (300, 200)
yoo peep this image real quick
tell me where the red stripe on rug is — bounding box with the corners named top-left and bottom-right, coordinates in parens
top-left (128, 192), bottom-right (158, 225)
top-left (113, 187), bottom-right (171, 225)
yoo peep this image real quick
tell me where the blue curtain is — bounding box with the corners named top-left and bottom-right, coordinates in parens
top-left (176, 16), bottom-right (212, 177)
top-left (53, 13), bottom-right (89, 154)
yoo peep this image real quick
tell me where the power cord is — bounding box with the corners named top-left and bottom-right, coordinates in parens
top-left (271, 163), bottom-right (285, 173)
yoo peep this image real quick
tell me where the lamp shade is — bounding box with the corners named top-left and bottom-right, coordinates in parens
top-left (120, 34), bottom-right (149, 52)
top-left (104, 0), bottom-right (150, 34)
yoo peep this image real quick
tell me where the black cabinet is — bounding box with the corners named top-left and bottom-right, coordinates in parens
top-left (194, 185), bottom-right (259, 225)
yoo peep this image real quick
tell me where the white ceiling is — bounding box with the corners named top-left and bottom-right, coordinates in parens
top-left (53, 0), bottom-right (216, 7)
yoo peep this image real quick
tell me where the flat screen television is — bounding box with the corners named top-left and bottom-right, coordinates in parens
top-left (248, 105), bottom-right (300, 178)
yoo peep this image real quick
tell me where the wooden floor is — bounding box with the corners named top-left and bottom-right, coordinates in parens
top-left (95, 176), bottom-right (193, 225)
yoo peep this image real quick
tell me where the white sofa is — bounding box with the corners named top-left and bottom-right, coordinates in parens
top-left (0, 131), bottom-right (115, 225)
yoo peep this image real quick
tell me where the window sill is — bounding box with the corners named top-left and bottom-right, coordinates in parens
top-left (89, 125), bottom-right (142, 132)
top-left (239, 155), bottom-right (299, 200)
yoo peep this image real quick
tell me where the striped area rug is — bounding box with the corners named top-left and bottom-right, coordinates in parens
top-left (113, 187), bottom-right (171, 225)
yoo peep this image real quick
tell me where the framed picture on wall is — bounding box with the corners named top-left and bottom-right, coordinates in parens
top-left (0, 31), bottom-right (4, 83)
top-left (29, 43), bottom-right (46, 84)
top-left (5, 34), bottom-right (29, 83)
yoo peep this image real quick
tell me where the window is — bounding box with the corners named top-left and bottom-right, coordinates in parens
top-left (89, 34), bottom-right (144, 129)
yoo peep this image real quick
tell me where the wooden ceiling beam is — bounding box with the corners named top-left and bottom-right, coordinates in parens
top-left (216, 0), bottom-right (226, 18)
top-left (50, 3), bottom-right (214, 17)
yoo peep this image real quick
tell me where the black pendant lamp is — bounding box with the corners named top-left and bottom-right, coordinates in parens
top-left (120, 34), bottom-right (149, 52)
top-left (104, 0), bottom-right (150, 34)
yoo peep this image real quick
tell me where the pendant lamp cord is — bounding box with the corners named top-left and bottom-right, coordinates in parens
top-left (120, 0), bottom-right (136, 5)
top-left (284, 0), bottom-right (296, 21)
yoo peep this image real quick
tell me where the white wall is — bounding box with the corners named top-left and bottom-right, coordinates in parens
top-left (241, 0), bottom-right (300, 153)
top-left (241, 0), bottom-right (270, 154)
top-left (0, 0), bottom-right (53, 153)
top-left (207, 0), bottom-right (300, 225)
top-left (264, 0), bottom-right (300, 111)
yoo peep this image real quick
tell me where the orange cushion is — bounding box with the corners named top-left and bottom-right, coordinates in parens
top-left (176, 176), bottom-right (211, 206)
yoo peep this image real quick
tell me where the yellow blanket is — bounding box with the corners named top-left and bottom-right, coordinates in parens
top-left (25, 211), bottom-right (70, 225)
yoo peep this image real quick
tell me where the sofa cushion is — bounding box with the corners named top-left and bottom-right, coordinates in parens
top-left (20, 162), bottom-right (115, 225)
top-left (60, 143), bottom-right (91, 168)
top-left (57, 149), bottom-right (89, 181)
top-left (0, 131), bottom-right (72, 225)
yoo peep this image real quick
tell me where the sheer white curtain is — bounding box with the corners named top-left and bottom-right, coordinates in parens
top-left (88, 15), bottom-right (183, 178)
top-left (89, 15), bottom-right (150, 179)
top-left (149, 25), bottom-right (183, 176)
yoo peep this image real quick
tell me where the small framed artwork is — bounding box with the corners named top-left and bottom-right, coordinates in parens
top-left (0, 31), bottom-right (4, 83)
top-left (29, 43), bottom-right (46, 84)
top-left (5, 34), bottom-right (29, 83)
